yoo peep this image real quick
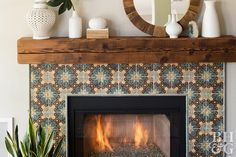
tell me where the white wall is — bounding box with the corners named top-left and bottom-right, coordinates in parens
top-left (0, 0), bottom-right (236, 154)
top-left (227, 63), bottom-right (236, 147)
top-left (0, 0), bottom-right (31, 139)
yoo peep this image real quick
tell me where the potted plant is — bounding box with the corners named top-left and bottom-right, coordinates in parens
top-left (47, 0), bottom-right (82, 38)
top-left (5, 117), bottom-right (63, 157)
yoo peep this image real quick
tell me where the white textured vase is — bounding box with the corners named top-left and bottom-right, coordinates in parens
top-left (202, 0), bottom-right (220, 38)
top-left (26, 0), bottom-right (56, 40)
top-left (165, 14), bottom-right (183, 38)
top-left (69, 11), bottom-right (82, 38)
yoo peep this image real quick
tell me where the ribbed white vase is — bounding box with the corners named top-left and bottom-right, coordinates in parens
top-left (26, 0), bottom-right (56, 40)
top-left (202, 0), bottom-right (220, 38)
top-left (69, 11), bottom-right (82, 38)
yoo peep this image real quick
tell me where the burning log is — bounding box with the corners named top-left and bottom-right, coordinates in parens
top-left (90, 142), bottom-right (166, 157)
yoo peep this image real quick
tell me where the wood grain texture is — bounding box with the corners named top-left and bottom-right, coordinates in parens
top-left (123, 0), bottom-right (203, 37)
top-left (86, 29), bottom-right (109, 39)
top-left (17, 36), bottom-right (236, 64)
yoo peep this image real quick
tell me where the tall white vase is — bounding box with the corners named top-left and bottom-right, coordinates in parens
top-left (202, 0), bottom-right (220, 38)
top-left (69, 11), bottom-right (82, 38)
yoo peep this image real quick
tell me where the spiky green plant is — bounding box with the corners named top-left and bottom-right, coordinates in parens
top-left (5, 117), bottom-right (63, 157)
top-left (5, 125), bottom-right (22, 157)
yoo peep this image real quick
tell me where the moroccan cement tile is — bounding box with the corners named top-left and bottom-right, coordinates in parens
top-left (194, 134), bottom-right (224, 157)
top-left (118, 84), bottom-right (131, 94)
top-left (31, 103), bottom-right (42, 122)
top-left (189, 128), bottom-right (200, 140)
top-left (194, 135), bottom-right (214, 156)
top-left (30, 67), bottom-right (42, 87)
top-left (37, 84), bottom-right (60, 106)
top-left (88, 65), bottom-right (113, 89)
top-left (30, 63), bottom-right (225, 157)
top-left (55, 65), bottom-right (77, 89)
top-left (153, 83), bottom-right (165, 94)
top-left (142, 83), bottom-right (156, 94)
top-left (176, 82), bottom-right (189, 94)
top-left (37, 64), bottom-right (58, 71)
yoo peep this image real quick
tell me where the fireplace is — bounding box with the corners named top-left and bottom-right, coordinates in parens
top-left (67, 96), bottom-right (187, 157)
top-left (30, 63), bottom-right (225, 157)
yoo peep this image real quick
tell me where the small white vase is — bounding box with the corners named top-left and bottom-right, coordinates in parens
top-left (26, 0), bottom-right (56, 40)
top-left (202, 0), bottom-right (220, 38)
top-left (69, 11), bottom-right (82, 38)
top-left (165, 14), bottom-right (183, 38)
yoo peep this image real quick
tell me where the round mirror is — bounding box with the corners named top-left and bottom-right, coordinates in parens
top-left (123, 0), bottom-right (202, 37)
top-left (133, 0), bottom-right (190, 26)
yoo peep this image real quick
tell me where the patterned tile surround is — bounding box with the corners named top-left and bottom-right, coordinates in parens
top-left (30, 63), bottom-right (225, 157)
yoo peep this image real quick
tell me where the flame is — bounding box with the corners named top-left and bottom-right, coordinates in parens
top-left (134, 117), bottom-right (149, 148)
top-left (93, 115), bottom-right (150, 152)
top-left (122, 137), bottom-right (128, 144)
top-left (95, 115), bottom-right (113, 151)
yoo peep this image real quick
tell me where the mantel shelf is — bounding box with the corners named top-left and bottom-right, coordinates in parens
top-left (17, 36), bottom-right (236, 64)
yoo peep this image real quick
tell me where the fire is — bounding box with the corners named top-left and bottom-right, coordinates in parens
top-left (95, 115), bottom-right (113, 151)
top-left (122, 137), bottom-right (128, 144)
top-left (134, 117), bottom-right (149, 148)
top-left (94, 115), bottom-right (150, 151)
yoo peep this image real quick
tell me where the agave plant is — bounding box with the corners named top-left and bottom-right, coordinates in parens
top-left (5, 125), bottom-right (22, 157)
top-left (5, 117), bottom-right (63, 157)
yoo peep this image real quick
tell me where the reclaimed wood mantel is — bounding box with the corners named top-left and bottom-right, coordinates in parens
top-left (17, 36), bottom-right (236, 64)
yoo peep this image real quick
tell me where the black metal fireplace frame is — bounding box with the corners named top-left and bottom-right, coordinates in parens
top-left (67, 96), bottom-right (187, 157)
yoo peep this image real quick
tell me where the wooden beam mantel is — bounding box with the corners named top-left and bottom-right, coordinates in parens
top-left (17, 36), bottom-right (236, 64)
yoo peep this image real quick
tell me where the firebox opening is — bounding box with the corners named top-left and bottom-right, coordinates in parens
top-left (67, 96), bottom-right (186, 157)
top-left (84, 114), bottom-right (170, 157)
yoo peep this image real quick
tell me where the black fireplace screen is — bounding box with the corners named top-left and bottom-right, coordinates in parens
top-left (67, 96), bottom-right (186, 157)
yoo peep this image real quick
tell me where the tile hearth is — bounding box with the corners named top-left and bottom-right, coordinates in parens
top-left (30, 63), bottom-right (225, 157)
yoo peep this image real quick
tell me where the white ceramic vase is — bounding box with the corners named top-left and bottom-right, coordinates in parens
top-left (26, 0), bottom-right (56, 40)
top-left (69, 11), bottom-right (82, 38)
top-left (165, 14), bottom-right (182, 38)
top-left (202, 0), bottom-right (220, 38)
